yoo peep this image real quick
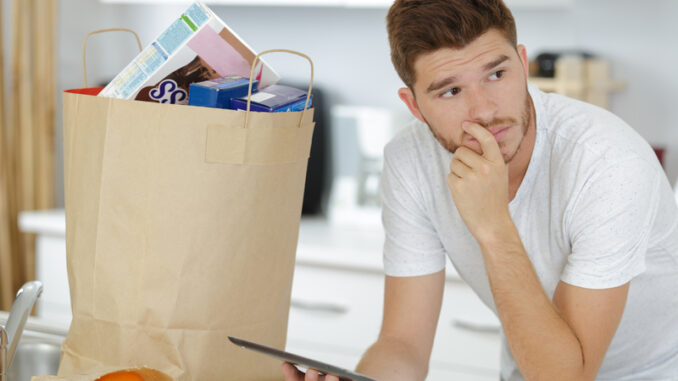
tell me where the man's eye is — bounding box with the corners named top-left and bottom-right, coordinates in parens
top-left (489, 70), bottom-right (505, 80)
top-left (441, 87), bottom-right (460, 98)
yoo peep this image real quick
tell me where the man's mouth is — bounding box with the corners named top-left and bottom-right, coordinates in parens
top-left (489, 125), bottom-right (512, 141)
top-left (467, 125), bottom-right (512, 143)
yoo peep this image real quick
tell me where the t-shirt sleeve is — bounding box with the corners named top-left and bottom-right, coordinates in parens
top-left (380, 143), bottom-right (447, 277)
top-left (561, 158), bottom-right (660, 289)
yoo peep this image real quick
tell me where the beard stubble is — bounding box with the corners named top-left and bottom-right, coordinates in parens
top-left (423, 93), bottom-right (532, 164)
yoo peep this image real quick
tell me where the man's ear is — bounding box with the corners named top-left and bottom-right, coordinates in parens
top-left (517, 44), bottom-right (529, 78)
top-left (398, 87), bottom-right (426, 124)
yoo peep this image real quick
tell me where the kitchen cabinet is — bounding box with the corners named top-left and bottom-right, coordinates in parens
top-left (18, 209), bottom-right (501, 380)
top-left (286, 264), bottom-right (501, 380)
top-left (288, 215), bottom-right (501, 380)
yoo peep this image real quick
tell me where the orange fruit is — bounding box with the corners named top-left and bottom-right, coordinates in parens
top-left (96, 371), bottom-right (144, 381)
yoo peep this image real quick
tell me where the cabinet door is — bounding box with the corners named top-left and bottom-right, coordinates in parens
top-left (431, 280), bottom-right (501, 375)
top-left (35, 235), bottom-right (72, 325)
top-left (287, 266), bottom-right (384, 355)
top-left (288, 266), bottom-right (502, 379)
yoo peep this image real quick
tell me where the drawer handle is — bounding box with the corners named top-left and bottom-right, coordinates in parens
top-left (290, 299), bottom-right (349, 314)
top-left (452, 318), bottom-right (500, 334)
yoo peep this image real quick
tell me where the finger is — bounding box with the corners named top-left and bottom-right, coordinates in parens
top-left (446, 172), bottom-right (464, 200)
top-left (281, 362), bottom-right (305, 381)
top-left (462, 122), bottom-right (503, 162)
top-left (453, 146), bottom-right (484, 169)
top-left (449, 157), bottom-right (472, 178)
top-left (305, 369), bottom-right (321, 381)
top-left (325, 374), bottom-right (341, 381)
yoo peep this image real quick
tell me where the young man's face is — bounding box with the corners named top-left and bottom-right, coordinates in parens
top-left (398, 28), bottom-right (532, 163)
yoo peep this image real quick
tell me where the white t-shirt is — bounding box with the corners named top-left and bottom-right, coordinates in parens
top-left (380, 84), bottom-right (678, 380)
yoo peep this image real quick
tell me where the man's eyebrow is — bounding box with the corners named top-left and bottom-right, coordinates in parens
top-left (425, 55), bottom-right (511, 94)
top-left (483, 54), bottom-right (510, 72)
top-left (426, 75), bottom-right (458, 94)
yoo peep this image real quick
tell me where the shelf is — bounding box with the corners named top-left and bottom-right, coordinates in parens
top-left (528, 56), bottom-right (626, 110)
top-left (528, 77), bottom-right (626, 93)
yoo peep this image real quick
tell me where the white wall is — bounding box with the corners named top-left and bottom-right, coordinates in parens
top-left (513, 1), bottom-right (678, 185)
top-left (51, 0), bottom-right (678, 205)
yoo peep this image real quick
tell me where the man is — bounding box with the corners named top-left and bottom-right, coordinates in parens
top-left (283, 1), bottom-right (678, 380)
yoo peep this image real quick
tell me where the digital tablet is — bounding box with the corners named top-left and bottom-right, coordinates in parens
top-left (228, 336), bottom-right (377, 381)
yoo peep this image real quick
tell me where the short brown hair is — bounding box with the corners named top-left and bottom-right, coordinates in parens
top-left (387, 0), bottom-right (517, 88)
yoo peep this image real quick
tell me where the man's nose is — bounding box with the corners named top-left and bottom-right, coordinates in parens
top-left (465, 86), bottom-right (497, 124)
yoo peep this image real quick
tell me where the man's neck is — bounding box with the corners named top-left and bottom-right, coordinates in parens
top-left (507, 94), bottom-right (537, 201)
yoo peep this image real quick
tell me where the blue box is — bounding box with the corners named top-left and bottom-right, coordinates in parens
top-left (230, 85), bottom-right (312, 112)
top-left (188, 75), bottom-right (257, 109)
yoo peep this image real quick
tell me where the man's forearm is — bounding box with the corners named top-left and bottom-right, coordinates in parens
top-left (479, 223), bottom-right (586, 381)
top-left (355, 336), bottom-right (429, 381)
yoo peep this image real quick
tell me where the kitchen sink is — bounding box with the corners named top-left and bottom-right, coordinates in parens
top-left (1, 309), bottom-right (68, 381)
top-left (8, 337), bottom-right (62, 381)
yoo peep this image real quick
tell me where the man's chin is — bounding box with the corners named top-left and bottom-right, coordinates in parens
top-left (455, 141), bottom-right (483, 155)
top-left (453, 142), bottom-right (515, 164)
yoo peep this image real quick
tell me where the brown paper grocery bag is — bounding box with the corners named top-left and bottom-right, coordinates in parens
top-left (59, 49), bottom-right (315, 380)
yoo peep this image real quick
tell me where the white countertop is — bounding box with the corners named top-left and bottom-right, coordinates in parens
top-left (17, 208), bottom-right (384, 270)
top-left (18, 207), bottom-right (460, 280)
top-left (9, 208), bottom-right (466, 343)
top-left (18, 209), bottom-right (66, 236)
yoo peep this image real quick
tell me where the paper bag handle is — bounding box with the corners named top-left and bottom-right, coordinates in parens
top-left (243, 49), bottom-right (314, 129)
top-left (82, 28), bottom-right (143, 88)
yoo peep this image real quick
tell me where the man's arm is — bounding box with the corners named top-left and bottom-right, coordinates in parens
top-left (480, 223), bottom-right (628, 381)
top-left (282, 270), bottom-right (445, 381)
top-left (355, 270), bottom-right (445, 381)
top-left (447, 122), bottom-right (629, 381)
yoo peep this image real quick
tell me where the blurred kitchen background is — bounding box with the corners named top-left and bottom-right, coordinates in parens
top-left (1, 0), bottom-right (678, 380)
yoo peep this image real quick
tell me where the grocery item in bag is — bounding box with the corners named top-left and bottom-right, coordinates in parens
top-left (231, 84), bottom-right (312, 112)
top-left (99, 2), bottom-right (278, 104)
top-left (188, 75), bottom-right (256, 109)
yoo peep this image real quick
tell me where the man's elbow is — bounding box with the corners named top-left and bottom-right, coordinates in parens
top-left (356, 336), bottom-right (431, 381)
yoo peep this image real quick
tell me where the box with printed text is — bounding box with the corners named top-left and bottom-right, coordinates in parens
top-left (98, 1), bottom-right (278, 104)
top-left (230, 85), bottom-right (312, 113)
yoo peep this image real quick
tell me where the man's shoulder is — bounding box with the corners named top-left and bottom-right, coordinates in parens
top-left (384, 118), bottom-right (441, 163)
top-left (539, 89), bottom-right (629, 141)
top-left (537, 89), bottom-right (656, 169)
top-left (381, 118), bottom-right (452, 205)
top-left (385, 118), bottom-right (430, 149)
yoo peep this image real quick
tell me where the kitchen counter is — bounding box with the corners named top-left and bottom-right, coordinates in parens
top-left (18, 208), bottom-right (461, 279)
top-left (17, 208), bottom-right (498, 380)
